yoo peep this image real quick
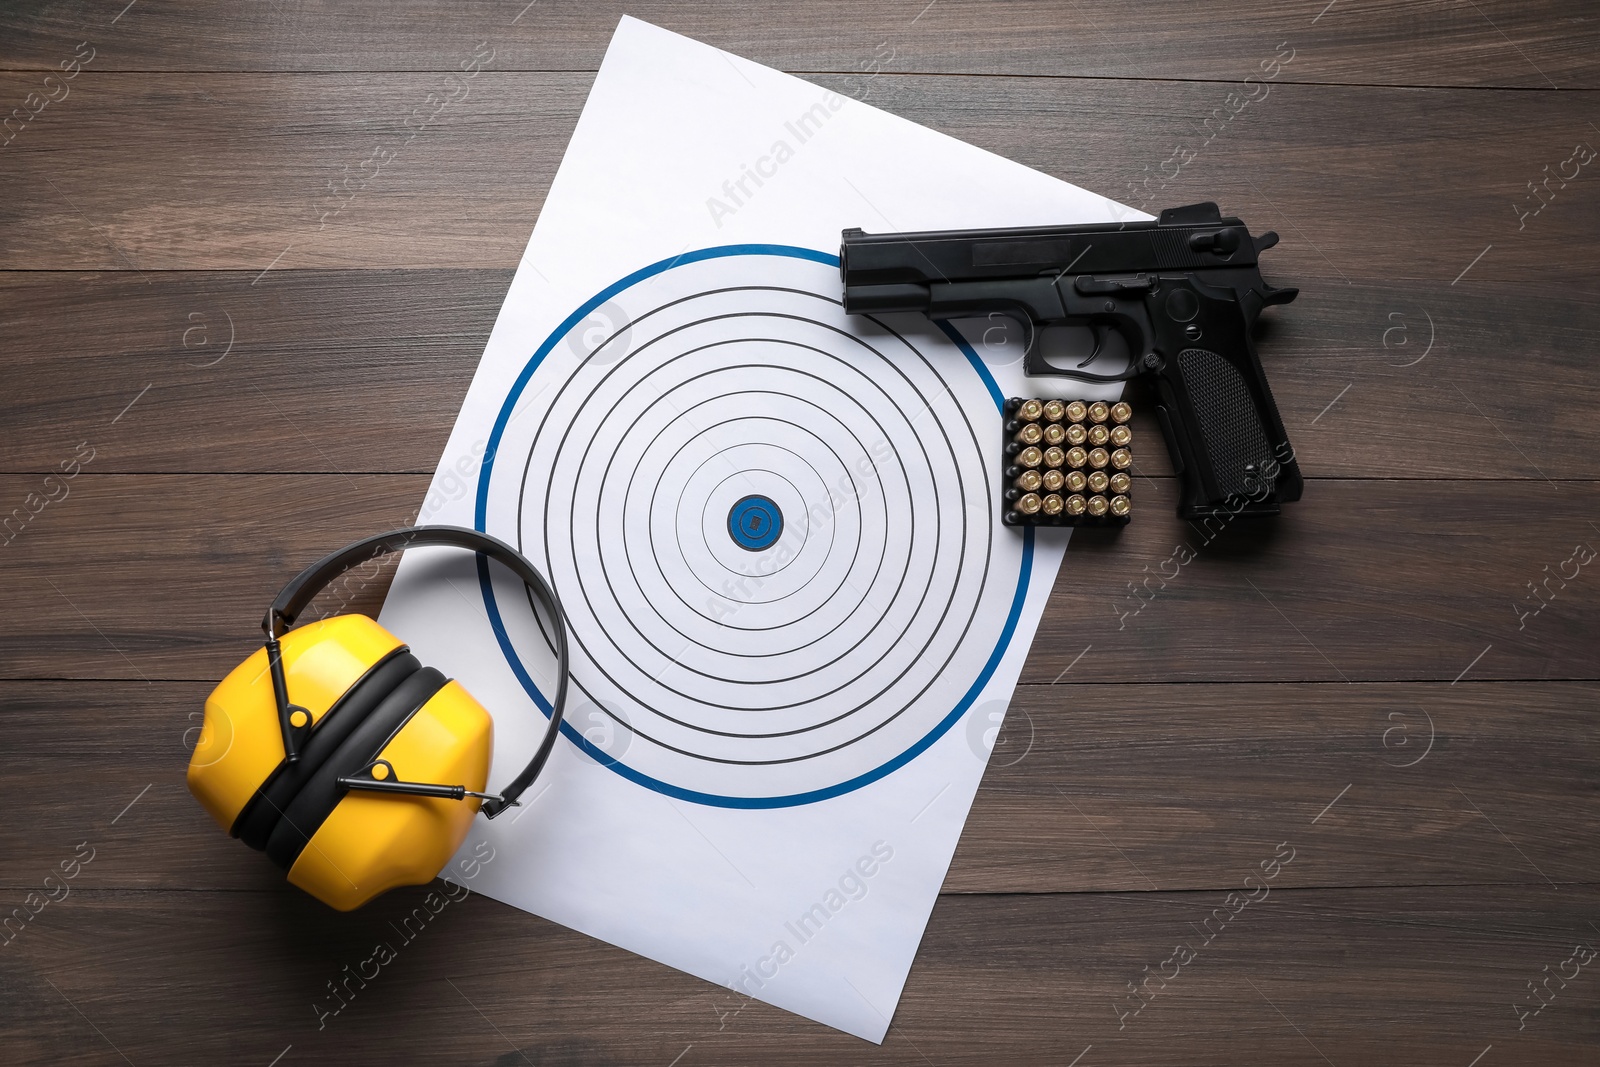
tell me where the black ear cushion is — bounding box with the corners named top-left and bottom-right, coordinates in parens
top-left (231, 648), bottom-right (420, 851)
top-left (265, 666), bottom-right (448, 872)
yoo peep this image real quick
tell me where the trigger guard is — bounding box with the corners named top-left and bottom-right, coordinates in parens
top-left (1022, 344), bottom-right (1145, 383)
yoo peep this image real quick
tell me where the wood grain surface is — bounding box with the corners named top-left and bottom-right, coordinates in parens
top-left (1, 1), bottom-right (1596, 1065)
top-left (3, 73), bottom-right (1596, 278)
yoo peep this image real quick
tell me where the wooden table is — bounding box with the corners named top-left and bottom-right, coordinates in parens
top-left (3, 3), bottom-right (1596, 1063)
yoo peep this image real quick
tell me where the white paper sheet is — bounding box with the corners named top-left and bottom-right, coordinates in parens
top-left (379, 16), bottom-right (1141, 1041)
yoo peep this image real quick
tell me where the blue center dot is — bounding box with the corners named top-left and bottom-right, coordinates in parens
top-left (727, 495), bottom-right (783, 551)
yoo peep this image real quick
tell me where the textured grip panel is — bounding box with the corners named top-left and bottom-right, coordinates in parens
top-left (1177, 348), bottom-right (1274, 499)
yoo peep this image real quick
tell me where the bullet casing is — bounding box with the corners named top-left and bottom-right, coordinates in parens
top-left (1014, 423), bottom-right (1043, 445)
top-left (1064, 423), bottom-right (1087, 445)
top-left (1018, 446), bottom-right (1043, 468)
top-left (1041, 494), bottom-right (1064, 516)
top-left (1018, 399), bottom-right (1044, 421)
top-left (1064, 470), bottom-right (1087, 493)
top-left (1088, 447), bottom-right (1110, 469)
top-left (1043, 446), bottom-right (1067, 468)
top-left (1088, 401), bottom-right (1110, 423)
top-left (1111, 448), bottom-right (1132, 470)
top-left (1042, 469), bottom-right (1065, 492)
top-left (1042, 400), bottom-right (1066, 422)
top-left (1015, 469), bottom-right (1042, 492)
top-left (1110, 401), bottom-right (1133, 424)
top-left (1017, 493), bottom-right (1042, 515)
top-left (1087, 495), bottom-right (1109, 516)
top-left (1087, 470), bottom-right (1109, 493)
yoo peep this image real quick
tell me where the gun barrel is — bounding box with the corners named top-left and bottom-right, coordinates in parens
top-left (841, 281), bottom-right (931, 315)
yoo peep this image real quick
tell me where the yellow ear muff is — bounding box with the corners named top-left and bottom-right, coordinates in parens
top-left (186, 526), bottom-right (571, 912)
top-left (187, 614), bottom-right (405, 833)
top-left (229, 643), bottom-right (424, 853)
top-left (282, 676), bottom-right (492, 911)
top-left (189, 614), bottom-right (494, 910)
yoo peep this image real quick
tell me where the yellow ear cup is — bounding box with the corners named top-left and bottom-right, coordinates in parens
top-left (187, 615), bottom-right (403, 833)
top-left (288, 680), bottom-right (492, 911)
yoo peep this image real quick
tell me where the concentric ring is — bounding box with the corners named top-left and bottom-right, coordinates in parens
top-left (475, 245), bottom-right (1034, 807)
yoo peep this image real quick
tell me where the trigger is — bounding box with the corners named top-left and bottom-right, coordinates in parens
top-left (1078, 324), bottom-right (1106, 369)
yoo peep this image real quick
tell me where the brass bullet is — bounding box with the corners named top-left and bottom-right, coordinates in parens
top-left (1065, 446), bottom-right (1088, 468)
top-left (1109, 494), bottom-right (1131, 517)
top-left (1088, 401), bottom-right (1110, 423)
top-left (1018, 445), bottom-right (1043, 468)
top-left (1042, 422), bottom-right (1066, 446)
top-left (1087, 470), bottom-right (1109, 493)
top-left (1042, 399), bottom-right (1066, 423)
top-left (1109, 472), bottom-right (1131, 494)
top-left (1041, 469), bottom-right (1065, 492)
top-left (1110, 425), bottom-right (1132, 447)
top-left (1065, 423), bottom-right (1087, 445)
top-left (1017, 492), bottom-right (1042, 515)
top-left (1087, 494), bottom-right (1109, 516)
top-left (1015, 469), bottom-right (1042, 492)
top-left (1088, 447), bottom-right (1110, 469)
top-left (1041, 493), bottom-right (1064, 516)
top-left (1064, 469), bottom-right (1087, 493)
top-left (1014, 422), bottom-right (1043, 445)
top-left (1018, 399), bottom-right (1044, 421)
top-left (1087, 424), bottom-right (1110, 446)
top-left (1065, 494), bottom-right (1087, 516)
top-left (1064, 400), bottom-right (1088, 423)
top-left (1111, 401), bottom-right (1133, 424)
top-left (1111, 448), bottom-right (1132, 470)
top-left (1044, 446), bottom-right (1067, 468)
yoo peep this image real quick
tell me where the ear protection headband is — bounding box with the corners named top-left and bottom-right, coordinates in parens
top-left (186, 526), bottom-right (568, 911)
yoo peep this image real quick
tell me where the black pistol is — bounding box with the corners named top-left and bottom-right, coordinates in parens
top-left (840, 202), bottom-right (1303, 519)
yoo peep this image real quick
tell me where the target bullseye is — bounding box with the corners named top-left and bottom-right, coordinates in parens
top-left (475, 244), bottom-right (1033, 808)
top-left (727, 495), bottom-right (784, 551)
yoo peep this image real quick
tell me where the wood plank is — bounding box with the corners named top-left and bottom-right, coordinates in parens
top-left (955, 680), bottom-right (1600, 893)
top-left (0, 474), bottom-right (427, 681)
top-left (0, 270), bottom-right (494, 475)
top-left (1030, 475), bottom-right (1600, 685)
top-left (1, 74), bottom-right (1594, 283)
top-left (3, 475), bottom-right (1593, 683)
top-left (2, 680), bottom-right (1593, 895)
top-left (0, 0), bottom-right (1592, 88)
top-left (1, 885), bottom-right (1594, 1064)
top-left (3, 269), bottom-right (1598, 480)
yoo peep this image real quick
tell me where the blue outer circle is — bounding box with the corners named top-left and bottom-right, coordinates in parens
top-left (727, 494), bottom-right (784, 551)
top-left (475, 244), bottom-right (1035, 809)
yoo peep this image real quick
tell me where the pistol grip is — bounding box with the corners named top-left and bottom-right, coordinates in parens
top-left (1154, 345), bottom-right (1301, 520)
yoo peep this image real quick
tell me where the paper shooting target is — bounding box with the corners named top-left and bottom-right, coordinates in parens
top-left (475, 245), bottom-right (1034, 807)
